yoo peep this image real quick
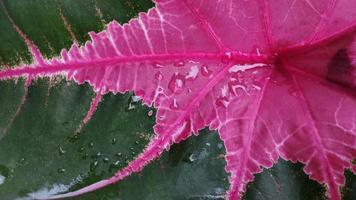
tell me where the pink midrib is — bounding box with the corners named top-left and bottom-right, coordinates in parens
top-left (228, 71), bottom-right (272, 199)
top-left (281, 57), bottom-right (341, 199)
top-left (289, 72), bottom-right (340, 199)
top-left (0, 52), bottom-right (268, 80)
top-left (228, 1), bottom-right (274, 196)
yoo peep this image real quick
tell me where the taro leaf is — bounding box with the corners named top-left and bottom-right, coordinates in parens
top-left (0, 0), bottom-right (355, 200)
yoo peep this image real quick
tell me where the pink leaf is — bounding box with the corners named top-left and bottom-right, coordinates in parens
top-left (0, 0), bottom-right (355, 199)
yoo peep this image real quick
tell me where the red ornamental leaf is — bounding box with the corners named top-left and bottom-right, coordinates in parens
top-left (0, 0), bottom-right (356, 199)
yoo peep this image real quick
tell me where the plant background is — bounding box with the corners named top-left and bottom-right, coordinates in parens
top-left (0, 0), bottom-right (354, 199)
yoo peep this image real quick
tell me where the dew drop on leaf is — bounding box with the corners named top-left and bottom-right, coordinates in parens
top-left (78, 147), bottom-right (85, 152)
top-left (92, 152), bottom-right (102, 158)
top-left (221, 52), bottom-right (232, 64)
top-left (90, 160), bottom-right (99, 172)
top-left (111, 160), bottom-right (121, 168)
top-left (154, 71), bottom-right (163, 81)
top-left (0, 165), bottom-right (9, 186)
top-left (103, 157), bottom-right (110, 163)
top-left (58, 147), bottom-right (66, 156)
top-left (153, 62), bottom-right (164, 68)
top-left (215, 97), bottom-right (230, 108)
top-left (170, 98), bottom-right (180, 109)
top-left (131, 95), bottom-right (141, 102)
top-left (185, 64), bottom-right (199, 80)
top-left (201, 64), bottom-right (212, 77)
top-left (0, 175), bottom-right (5, 186)
top-left (174, 60), bottom-right (185, 67)
top-left (168, 73), bottom-right (185, 94)
top-left (88, 141), bottom-right (94, 148)
top-left (111, 138), bottom-right (117, 145)
top-left (68, 134), bottom-right (79, 143)
top-left (57, 168), bottom-right (66, 173)
top-left (188, 154), bottom-right (196, 163)
top-left (126, 103), bottom-right (136, 111)
top-left (147, 110), bottom-right (154, 117)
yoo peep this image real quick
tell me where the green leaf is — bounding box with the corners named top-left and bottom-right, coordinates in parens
top-left (0, 1), bottom-right (354, 199)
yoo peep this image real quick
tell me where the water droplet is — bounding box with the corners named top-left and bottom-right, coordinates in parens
top-left (185, 65), bottom-right (199, 80)
top-left (220, 85), bottom-right (229, 97)
top-left (215, 97), bottom-right (230, 108)
top-left (78, 147), bottom-right (85, 152)
top-left (153, 62), bottom-right (164, 68)
top-left (91, 152), bottom-right (102, 158)
top-left (174, 60), bottom-right (185, 67)
top-left (154, 71), bottom-right (163, 81)
top-left (221, 52), bottom-right (232, 64)
top-left (127, 103), bottom-right (136, 111)
top-left (0, 175), bottom-right (5, 185)
top-left (188, 154), bottom-right (196, 163)
top-left (168, 74), bottom-right (185, 94)
top-left (170, 98), bottom-right (180, 109)
top-left (148, 110), bottom-right (154, 117)
top-left (134, 141), bottom-right (140, 145)
top-left (111, 160), bottom-right (121, 168)
top-left (88, 141), bottom-right (94, 148)
top-left (58, 147), bottom-right (66, 156)
top-left (68, 134), bottom-right (79, 143)
top-left (115, 152), bottom-right (122, 157)
top-left (103, 157), bottom-right (110, 163)
top-left (111, 138), bottom-right (117, 145)
top-left (57, 168), bottom-right (66, 173)
top-left (0, 165), bottom-right (9, 186)
top-left (90, 160), bottom-right (99, 171)
top-left (157, 87), bottom-right (163, 93)
top-left (201, 65), bottom-right (212, 77)
top-left (131, 95), bottom-right (141, 102)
